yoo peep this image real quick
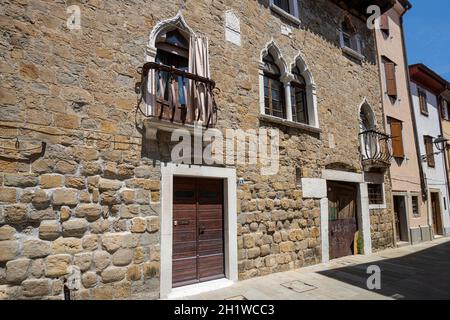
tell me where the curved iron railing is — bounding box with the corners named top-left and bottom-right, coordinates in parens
top-left (359, 130), bottom-right (392, 167)
top-left (141, 62), bottom-right (217, 128)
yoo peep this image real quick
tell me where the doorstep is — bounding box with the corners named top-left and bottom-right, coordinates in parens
top-left (396, 241), bottom-right (410, 248)
top-left (166, 278), bottom-right (234, 299)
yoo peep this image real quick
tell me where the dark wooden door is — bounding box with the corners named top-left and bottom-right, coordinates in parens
top-left (172, 177), bottom-right (224, 288)
top-left (431, 192), bottom-right (443, 236)
top-left (328, 182), bottom-right (358, 260)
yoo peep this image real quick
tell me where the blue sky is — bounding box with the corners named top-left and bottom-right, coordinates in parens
top-left (403, 0), bottom-right (450, 81)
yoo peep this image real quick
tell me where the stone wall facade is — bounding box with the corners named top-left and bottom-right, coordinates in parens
top-left (1, 0), bottom-right (394, 299)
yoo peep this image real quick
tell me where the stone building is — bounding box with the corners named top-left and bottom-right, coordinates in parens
top-left (0, 0), bottom-right (395, 300)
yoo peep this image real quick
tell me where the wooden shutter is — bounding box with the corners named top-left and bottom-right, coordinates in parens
top-left (390, 119), bottom-right (404, 158)
top-left (384, 62), bottom-right (397, 97)
top-left (424, 136), bottom-right (435, 167)
top-left (380, 14), bottom-right (389, 32)
top-left (419, 89), bottom-right (428, 114)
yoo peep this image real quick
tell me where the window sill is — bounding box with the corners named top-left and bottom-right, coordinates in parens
top-left (420, 111), bottom-right (429, 117)
top-left (270, 4), bottom-right (301, 26)
top-left (259, 114), bottom-right (321, 133)
top-left (341, 46), bottom-right (365, 61)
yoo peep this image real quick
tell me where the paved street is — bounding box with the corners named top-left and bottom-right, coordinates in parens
top-left (183, 237), bottom-right (450, 300)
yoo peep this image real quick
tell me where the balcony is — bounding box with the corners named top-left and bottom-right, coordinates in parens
top-left (359, 130), bottom-right (392, 171)
top-left (141, 62), bottom-right (216, 138)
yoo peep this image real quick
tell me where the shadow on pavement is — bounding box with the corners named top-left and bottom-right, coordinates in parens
top-left (318, 241), bottom-right (450, 300)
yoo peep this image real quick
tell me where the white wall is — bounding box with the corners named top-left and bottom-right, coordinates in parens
top-left (411, 82), bottom-right (450, 234)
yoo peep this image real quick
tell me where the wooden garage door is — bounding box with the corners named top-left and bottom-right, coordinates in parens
top-left (172, 177), bottom-right (225, 288)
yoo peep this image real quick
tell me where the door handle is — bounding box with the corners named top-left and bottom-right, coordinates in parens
top-left (199, 226), bottom-right (206, 235)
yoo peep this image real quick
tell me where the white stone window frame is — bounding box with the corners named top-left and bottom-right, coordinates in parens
top-left (145, 12), bottom-right (197, 117)
top-left (338, 24), bottom-right (364, 61)
top-left (367, 182), bottom-right (387, 210)
top-left (269, 0), bottom-right (301, 26)
top-left (159, 163), bottom-right (238, 299)
top-left (258, 41), bottom-right (320, 132)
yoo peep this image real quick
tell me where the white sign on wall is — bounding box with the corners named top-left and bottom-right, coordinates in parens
top-left (225, 10), bottom-right (241, 46)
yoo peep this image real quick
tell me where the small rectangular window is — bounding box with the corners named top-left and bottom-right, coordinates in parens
top-left (271, 0), bottom-right (300, 20)
top-left (412, 196), bottom-right (420, 217)
top-left (295, 167), bottom-right (302, 186)
top-left (368, 184), bottom-right (384, 205)
top-left (424, 135), bottom-right (435, 167)
top-left (441, 99), bottom-right (450, 121)
top-left (342, 32), bottom-right (361, 53)
top-left (418, 88), bottom-right (428, 115)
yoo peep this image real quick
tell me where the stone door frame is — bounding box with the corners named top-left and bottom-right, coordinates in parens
top-left (160, 163), bottom-right (238, 299)
top-left (302, 169), bottom-right (372, 263)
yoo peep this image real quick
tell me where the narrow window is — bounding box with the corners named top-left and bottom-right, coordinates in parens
top-left (368, 184), bottom-right (384, 205)
top-left (389, 118), bottom-right (404, 158)
top-left (341, 16), bottom-right (361, 54)
top-left (418, 88), bottom-right (428, 115)
top-left (263, 53), bottom-right (285, 119)
top-left (155, 29), bottom-right (189, 105)
top-left (295, 167), bottom-right (302, 186)
top-left (424, 135), bottom-right (435, 167)
top-left (441, 99), bottom-right (450, 120)
top-left (384, 61), bottom-right (397, 97)
top-left (291, 66), bottom-right (308, 124)
top-left (412, 196), bottom-right (420, 217)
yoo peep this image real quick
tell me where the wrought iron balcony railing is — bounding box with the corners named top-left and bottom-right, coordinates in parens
top-left (359, 130), bottom-right (392, 169)
top-left (142, 62), bottom-right (216, 128)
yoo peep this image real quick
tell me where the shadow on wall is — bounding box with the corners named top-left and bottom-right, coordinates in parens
top-left (317, 241), bottom-right (450, 299)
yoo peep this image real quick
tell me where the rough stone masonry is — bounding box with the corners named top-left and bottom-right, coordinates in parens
top-left (0, 0), bottom-right (394, 299)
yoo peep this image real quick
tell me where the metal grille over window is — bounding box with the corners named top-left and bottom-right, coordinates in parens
top-left (368, 184), bottom-right (384, 205)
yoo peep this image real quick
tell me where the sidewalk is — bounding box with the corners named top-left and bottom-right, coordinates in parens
top-left (180, 237), bottom-right (450, 300)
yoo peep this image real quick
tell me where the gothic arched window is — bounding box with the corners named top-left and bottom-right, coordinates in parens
top-left (291, 66), bottom-right (308, 124)
top-left (263, 52), bottom-right (285, 119)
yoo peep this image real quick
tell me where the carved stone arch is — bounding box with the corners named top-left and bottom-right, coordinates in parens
top-left (146, 11), bottom-right (196, 62)
top-left (260, 40), bottom-right (289, 77)
top-left (359, 98), bottom-right (377, 132)
top-left (290, 52), bottom-right (316, 89)
top-left (289, 52), bottom-right (320, 128)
